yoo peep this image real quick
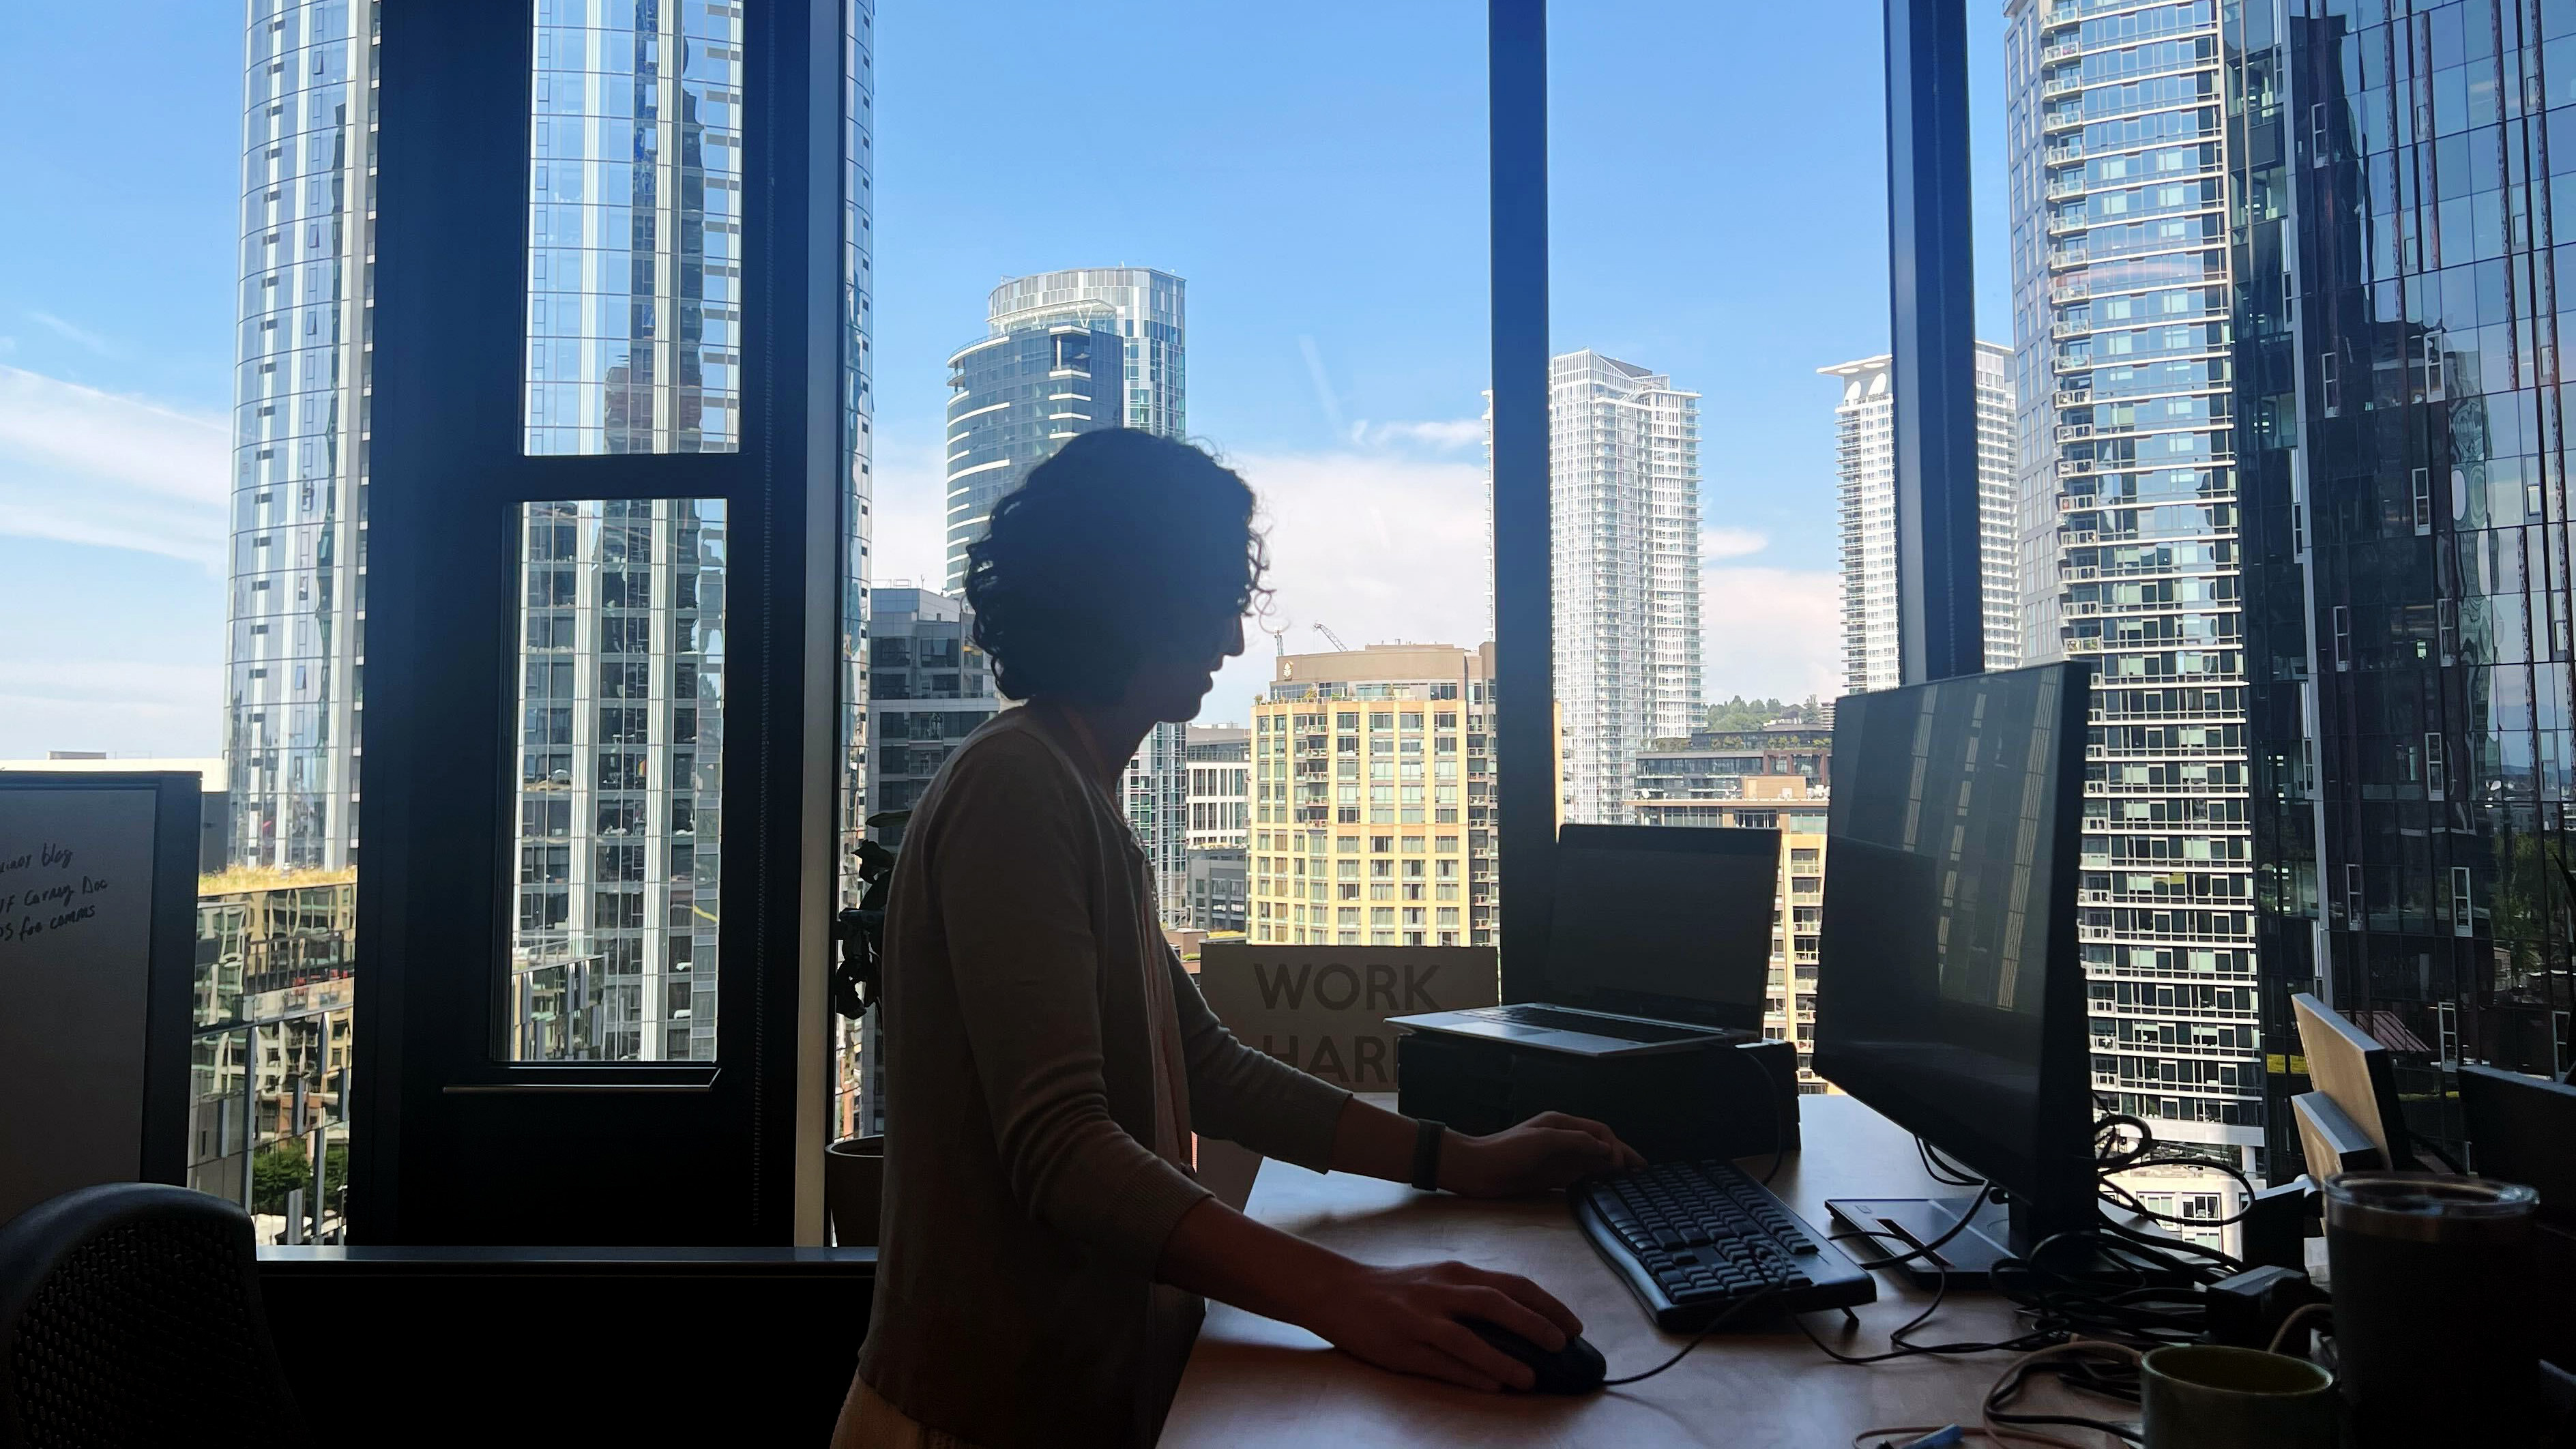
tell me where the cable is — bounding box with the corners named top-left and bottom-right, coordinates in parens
top-left (2266, 1300), bottom-right (2332, 1358)
top-left (1853, 1340), bottom-right (2147, 1449)
top-left (1980, 1341), bottom-right (2144, 1447)
top-left (1845, 1176), bottom-right (1993, 1272)
top-left (2091, 1115), bottom-right (2154, 1171)
top-left (1853, 1431), bottom-right (2066, 1449)
top-left (2096, 1144), bottom-right (2259, 1228)
top-left (1987, 1231), bottom-right (2224, 1351)
top-left (1797, 1226), bottom-right (2055, 1364)
top-left (1600, 1287), bottom-right (1776, 1387)
top-left (1918, 1135), bottom-right (1983, 1187)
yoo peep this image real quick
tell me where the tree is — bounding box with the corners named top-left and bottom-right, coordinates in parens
top-left (1703, 696), bottom-right (1789, 732)
top-left (251, 1141), bottom-right (310, 1215)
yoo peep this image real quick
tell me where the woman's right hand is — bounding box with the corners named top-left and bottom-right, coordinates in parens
top-left (1289, 1258), bottom-right (1584, 1392)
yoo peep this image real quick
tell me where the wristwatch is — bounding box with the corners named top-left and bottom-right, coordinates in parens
top-left (1411, 1116), bottom-right (1447, 1192)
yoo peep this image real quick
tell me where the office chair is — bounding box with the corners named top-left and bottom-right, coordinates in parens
top-left (0, 1183), bottom-right (310, 1449)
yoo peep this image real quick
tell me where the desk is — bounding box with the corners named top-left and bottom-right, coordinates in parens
top-left (1167, 1096), bottom-right (2095, 1448)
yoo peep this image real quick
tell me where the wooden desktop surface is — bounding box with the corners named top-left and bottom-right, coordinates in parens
top-left (1165, 1095), bottom-right (2100, 1448)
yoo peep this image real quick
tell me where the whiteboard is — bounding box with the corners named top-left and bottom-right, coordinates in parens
top-left (0, 785), bottom-right (162, 1225)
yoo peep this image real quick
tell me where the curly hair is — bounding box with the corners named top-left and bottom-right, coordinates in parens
top-left (963, 429), bottom-right (1267, 703)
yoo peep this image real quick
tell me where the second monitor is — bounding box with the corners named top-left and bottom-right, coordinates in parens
top-left (1813, 660), bottom-right (2101, 1283)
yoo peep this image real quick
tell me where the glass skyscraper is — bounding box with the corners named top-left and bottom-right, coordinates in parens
top-left (941, 267), bottom-right (1186, 590)
top-left (941, 266), bottom-right (1193, 921)
top-left (224, 0), bottom-right (376, 872)
top-left (2007, 0), bottom-right (2267, 1160)
top-left (227, 0), bottom-right (875, 1066)
top-left (2236, 0), bottom-right (2576, 1169)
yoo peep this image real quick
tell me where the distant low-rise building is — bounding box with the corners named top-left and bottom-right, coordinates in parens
top-left (865, 586), bottom-right (1001, 843)
top-left (1184, 725), bottom-right (1251, 852)
top-left (191, 868), bottom-right (355, 1244)
top-left (1185, 846), bottom-right (1248, 934)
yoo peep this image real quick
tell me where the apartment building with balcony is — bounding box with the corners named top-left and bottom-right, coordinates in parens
top-left (1247, 644), bottom-right (1497, 948)
top-left (2007, 0), bottom-right (2264, 1158)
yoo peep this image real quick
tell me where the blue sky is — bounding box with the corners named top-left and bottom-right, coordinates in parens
top-left (0, 0), bottom-right (2011, 755)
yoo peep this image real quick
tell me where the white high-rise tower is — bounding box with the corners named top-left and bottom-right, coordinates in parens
top-left (1545, 350), bottom-right (1703, 824)
top-left (1821, 344), bottom-right (2021, 696)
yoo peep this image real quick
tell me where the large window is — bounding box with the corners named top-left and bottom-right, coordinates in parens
top-left (25, 0), bottom-right (2566, 1246)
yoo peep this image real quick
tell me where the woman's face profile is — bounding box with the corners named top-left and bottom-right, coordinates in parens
top-left (1124, 612), bottom-right (1246, 723)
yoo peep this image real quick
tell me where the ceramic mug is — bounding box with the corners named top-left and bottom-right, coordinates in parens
top-left (2139, 1344), bottom-right (2334, 1449)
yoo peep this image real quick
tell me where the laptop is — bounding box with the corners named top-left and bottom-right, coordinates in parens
top-left (1389, 823), bottom-right (1779, 1057)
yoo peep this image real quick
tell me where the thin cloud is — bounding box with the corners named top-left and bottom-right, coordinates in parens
top-left (0, 660), bottom-right (221, 760)
top-left (0, 366), bottom-right (228, 569)
top-left (1701, 526), bottom-right (1769, 560)
top-left (853, 431), bottom-right (1489, 722)
top-left (28, 310), bottom-right (116, 357)
top-left (1350, 418), bottom-right (1483, 451)
top-left (853, 428), bottom-right (1843, 722)
top-left (1210, 447), bottom-right (1493, 722)
top-left (1702, 566), bottom-right (1843, 702)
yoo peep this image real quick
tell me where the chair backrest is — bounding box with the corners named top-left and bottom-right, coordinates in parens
top-left (0, 1183), bottom-right (310, 1449)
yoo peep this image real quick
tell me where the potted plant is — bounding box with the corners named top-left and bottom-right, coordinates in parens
top-left (826, 811), bottom-right (906, 1246)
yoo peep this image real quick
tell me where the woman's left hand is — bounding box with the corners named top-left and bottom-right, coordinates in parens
top-left (1437, 1112), bottom-right (1645, 1198)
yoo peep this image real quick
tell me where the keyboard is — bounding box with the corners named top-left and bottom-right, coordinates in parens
top-left (1572, 1160), bottom-right (1877, 1331)
top-left (1471, 1003), bottom-right (1720, 1044)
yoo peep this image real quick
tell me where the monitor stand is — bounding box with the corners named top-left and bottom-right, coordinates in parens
top-left (1826, 1191), bottom-right (2200, 1289)
top-left (1825, 1192), bottom-right (2017, 1289)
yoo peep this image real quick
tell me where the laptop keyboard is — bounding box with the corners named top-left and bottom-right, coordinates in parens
top-left (1478, 1003), bottom-right (1716, 1044)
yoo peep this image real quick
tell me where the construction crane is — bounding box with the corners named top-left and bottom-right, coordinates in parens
top-left (1312, 623), bottom-right (1350, 653)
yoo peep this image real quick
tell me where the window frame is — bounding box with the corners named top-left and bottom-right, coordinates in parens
top-left (1487, 0), bottom-right (1987, 996)
top-left (355, 0), bottom-right (845, 1246)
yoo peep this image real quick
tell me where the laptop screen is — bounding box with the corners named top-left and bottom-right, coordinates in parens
top-left (1544, 824), bottom-right (1777, 1029)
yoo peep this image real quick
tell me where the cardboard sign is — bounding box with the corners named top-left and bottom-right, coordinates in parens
top-left (1197, 944), bottom-right (1499, 1089)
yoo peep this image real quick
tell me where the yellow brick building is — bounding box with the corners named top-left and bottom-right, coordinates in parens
top-left (1249, 644), bottom-right (1496, 948)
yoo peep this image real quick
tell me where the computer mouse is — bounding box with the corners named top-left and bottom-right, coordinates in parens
top-left (1464, 1319), bottom-right (1607, 1394)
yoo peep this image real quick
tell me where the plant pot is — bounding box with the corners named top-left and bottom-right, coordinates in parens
top-left (825, 1135), bottom-right (886, 1248)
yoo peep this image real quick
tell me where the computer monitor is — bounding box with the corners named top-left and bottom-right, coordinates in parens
top-left (2462, 1064), bottom-right (2576, 1223)
top-left (2289, 992), bottom-right (2414, 1169)
top-left (2461, 1064), bottom-right (2576, 1371)
top-left (1544, 823), bottom-right (1776, 1032)
top-left (1813, 661), bottom-right (2097, 1280)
